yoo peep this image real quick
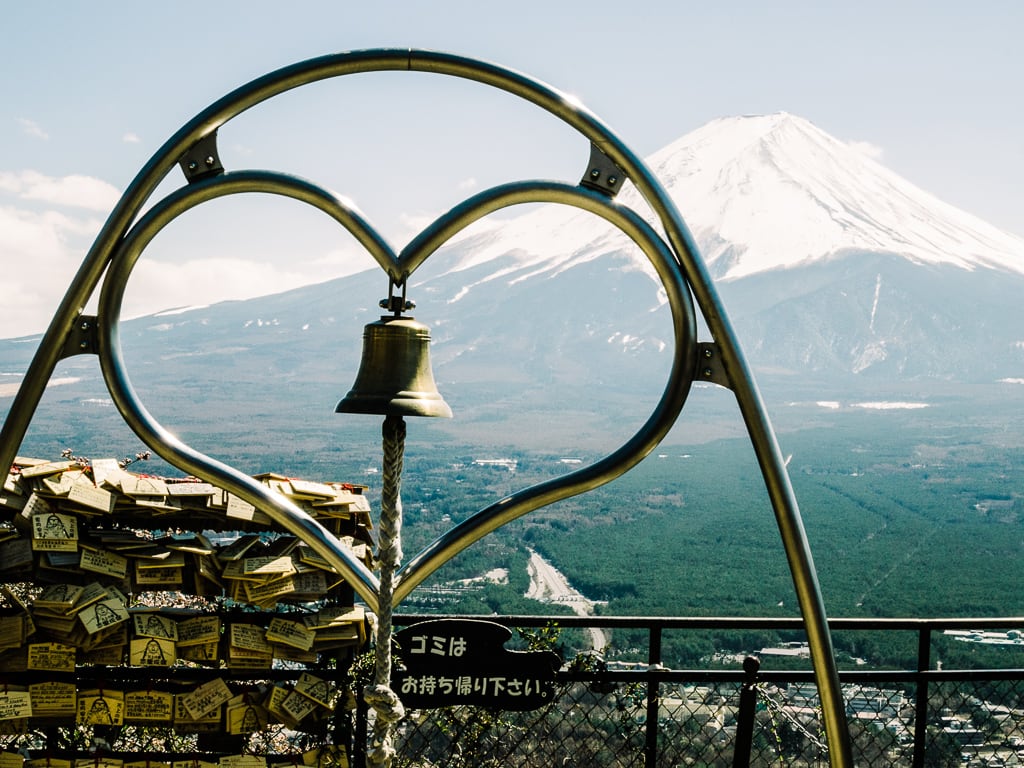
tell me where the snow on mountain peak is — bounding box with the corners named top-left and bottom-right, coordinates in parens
top-left (436, 112), bottom-right (1024, 288)
top-left (647, 112), bottom-right (1024, 279)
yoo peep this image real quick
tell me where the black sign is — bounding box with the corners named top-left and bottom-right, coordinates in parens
top-left (393, 619), bottom-right (560, 710)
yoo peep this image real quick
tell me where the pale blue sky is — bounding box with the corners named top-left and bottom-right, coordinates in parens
top-left (2, 1), bottom-right (1021, 337)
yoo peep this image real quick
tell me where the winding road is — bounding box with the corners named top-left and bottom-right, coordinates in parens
top-left (525, 548), bottom-right (608, 652)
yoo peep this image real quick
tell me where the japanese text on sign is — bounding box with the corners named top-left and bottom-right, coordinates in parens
top-left (406, 633), bottom-right (467, 657)
top-left (400, 675), bottom-right (548, 698)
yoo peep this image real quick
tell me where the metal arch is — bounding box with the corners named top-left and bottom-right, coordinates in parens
top-left (94, 170), bottom-right (386, 610)
top-left (90, 173), bottom-right (695, 613)
top-left (392, 180), bottom-right (697, 599)
top-left (0, 49), bottom-right (852, 766)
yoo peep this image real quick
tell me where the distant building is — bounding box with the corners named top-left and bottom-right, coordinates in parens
top-left (472, 458), bottom-right (518, 472)
top-left (940, 716), bottom-right (985, 747)
top-left (844, 685), bottom-right (904, 722)
top-left (945, 629), bottom-right (1024, 646)
top-left (760, 641), bottom-right (810, 658)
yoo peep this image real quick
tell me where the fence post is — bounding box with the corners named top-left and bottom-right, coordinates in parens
top-left (733, 655), bottom-right (760, 768)
top-left (912, 627), bottom-right (931, 768)
top-left (646, 625), bottom-right (663, 767)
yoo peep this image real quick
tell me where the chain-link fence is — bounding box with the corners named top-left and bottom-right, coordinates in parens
top-left (381, 670), bottom-right (1024, 767)
top-left (4, 616), bottom-right (1021, 767)
top-left (374, 615), bottom-right (1024, 768)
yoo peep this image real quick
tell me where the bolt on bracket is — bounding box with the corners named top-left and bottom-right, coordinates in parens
top-left (178, 131), bottom-right (224, 182)
top-left (580, 143), bottom-right (627, 197)
top-left (60, 315), bottom-right (100, 359)
top-left (696, 342), bottom-right (732, 389)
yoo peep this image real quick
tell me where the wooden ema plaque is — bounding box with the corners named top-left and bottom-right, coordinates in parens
top-left (0, 454), bottom-right (370, 766)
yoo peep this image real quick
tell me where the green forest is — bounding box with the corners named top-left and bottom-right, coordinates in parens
top-left (8, 370), bottom-right (1024, 670)
top-left (394, 413), bottom-right (1024, 618)
top-left (382, 400), bottom-right (1024, 669)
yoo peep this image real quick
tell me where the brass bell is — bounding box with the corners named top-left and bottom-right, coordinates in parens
top-left (336, 315), bottom-right (452, 418)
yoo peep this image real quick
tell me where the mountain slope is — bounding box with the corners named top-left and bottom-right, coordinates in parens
top-left (4, 111), bottom-right (1024, 447)
top-left (416, 112), bottom-right (1024, 383)
top-left (440, 113), bottom-right (1024, 294)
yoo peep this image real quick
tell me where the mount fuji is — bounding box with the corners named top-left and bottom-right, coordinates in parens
top-left (4, 112), bottom-right (1024, 452)
top-left (442, 112), bottom-right (1024, 285)
top-left (647, 113), bottom-right (1024, 279)
top-left (403, 112), bottom-right (1024, 386)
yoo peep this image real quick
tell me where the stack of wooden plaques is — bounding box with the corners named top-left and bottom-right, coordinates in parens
top-left (0, 456), bottom-right (375, 766)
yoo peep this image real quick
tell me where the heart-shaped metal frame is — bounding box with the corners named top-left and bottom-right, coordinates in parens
top-left (0, 49), bottom-right (852, 764)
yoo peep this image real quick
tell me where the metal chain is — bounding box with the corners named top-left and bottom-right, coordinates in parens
top-left (757, 684), bottom-right (830, 756)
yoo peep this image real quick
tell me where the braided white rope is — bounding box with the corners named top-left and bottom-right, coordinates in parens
top-left (367, 414), bottom-right (407, 768)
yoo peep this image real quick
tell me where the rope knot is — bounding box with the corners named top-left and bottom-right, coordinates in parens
top-left (364, 683), bottom-right (406, 725)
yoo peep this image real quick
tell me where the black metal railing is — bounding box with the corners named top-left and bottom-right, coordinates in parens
top-left (366, 614), bottom-right (1024, 768)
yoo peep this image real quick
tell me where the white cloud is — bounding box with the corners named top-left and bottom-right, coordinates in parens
top-left (0, 187), bottom-right (374, 340)
top-left (0, 197), bottom-right (314, 340)
top-left (0, 170), bottom-right (120, 212)
top-left (848, 140), bottom-right (884, 160)
top-left (396, 210), bottom-right (441, 243)
top-left (17, 118), bottom-right (48, 140)
top-left (457, 177), bottom-right (478, 190)
top-left (119, 257), bottom-right (348, 320)
top-left (309, 246), bottom-right (378, 275)
top-left (0, 205), bottom-right (102, 338)
top-left (122, 132), bottom-right (141, 144)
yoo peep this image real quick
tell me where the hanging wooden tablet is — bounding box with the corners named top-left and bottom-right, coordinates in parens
top-left (219, 756), bottom-right (265, 768)
top-left (265, 618), bottom-right (315, 652)
top-left (77, 597), bottom-right (129, 635)
top-left (0, 687), bottom-right (32, 720)
top-left (172, 702), bottom-right (222, 733)
top-left (180, 677), bottom-right (232, 721)
top-left (301, 745), bottom-right (348, 768)
top-left (132, 612), bottom-right (178, 641)
top-left (224, 693), bottom-right (268, 735)
top-left (293, 672), bottom-right (334, 709)
top-left (73, 758), bottom-right (123, 768)
top-left (124, 689), bottom-right (175, 723)
top-left (177, 615), bottom-right (220, 646)
top-left (129, 636), bottom-right (175, 666)
top-left (28, 680), bottom-right (77, 718)
top-left (30, 510), bottom-right (78, 552)
top-left (26, 642), bottom-right (76, 672)
top-left (76, 689), bottom-right (124, 725)
top-left (79, 546), bottom-right (129, 580)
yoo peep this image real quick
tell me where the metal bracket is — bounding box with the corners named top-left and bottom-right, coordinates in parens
top-left (379, 281), bottom-right (416, 315)
top-left (60, 315), bottom-right (100, 359)
top-left (177, 131), bottom-right (224, 182)
top-left (580, 143), bottom-right (627, 197)
top-left (696, 342), bottom-right (732, 389)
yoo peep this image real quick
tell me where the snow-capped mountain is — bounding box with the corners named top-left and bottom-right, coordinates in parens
top-left (5, 113), bottom-right (1024, 446)
top-left (411, 112), bottom-right (1024, 385)
top-left (645, 112), bottom-right (1024, 279)
top-left (440, 112), bottom-right (1024, 287)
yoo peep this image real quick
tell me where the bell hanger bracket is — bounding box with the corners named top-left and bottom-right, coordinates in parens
top-left (379, 281), bottom-right (416, 316)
